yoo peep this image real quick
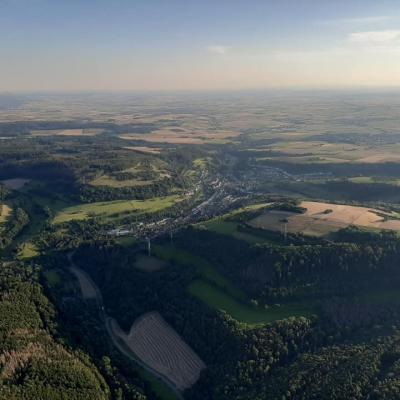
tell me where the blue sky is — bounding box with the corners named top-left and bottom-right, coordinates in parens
top-left (1, 0), bottom-right (400, 91)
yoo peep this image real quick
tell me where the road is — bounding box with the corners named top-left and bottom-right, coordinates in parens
top-left (67, 252), bottom-right (184, 400)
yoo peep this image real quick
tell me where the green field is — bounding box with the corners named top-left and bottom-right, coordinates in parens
top-left (154, 245), bottom-right (245, 300)
top-left (18, 242), bottom-right (39, 260)
top-left (189, 280), bottom-right (313, 326)
top-left (53, 195), bottom-right (182, 224)
top-left (89, 175), bottom-right (152, 188)
top-left (198, 219), bottom-right (268, 244)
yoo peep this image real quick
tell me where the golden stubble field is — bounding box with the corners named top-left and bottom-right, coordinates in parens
top-left (123, 146), bottom-right (162, 154)
top-left (249, 201), bottom-right (400, 236)
top-left (30, 128), bottom-right (103, 137)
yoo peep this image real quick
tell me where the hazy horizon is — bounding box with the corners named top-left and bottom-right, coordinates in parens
top-left (2, 0), bottom-right (400, 92)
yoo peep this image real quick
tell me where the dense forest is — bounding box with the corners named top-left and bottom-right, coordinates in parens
top-left (0, 261), bottom-right (112, 399)
top-left (73, 233), bottom-right (400, 400)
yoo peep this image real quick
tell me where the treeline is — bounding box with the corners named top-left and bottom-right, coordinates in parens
top-left (0, 160), bottom-right (76, 182)
top-left (172, 228), bottom-right (400, 302)
top-left (79, 179), bottom-right (175, 202)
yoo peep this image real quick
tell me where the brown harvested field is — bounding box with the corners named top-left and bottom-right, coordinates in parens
top-left (123, 146), bottom-right (162, 154)
top-left (356, 154), bottom-right (400, 163)
top-left (69, 267), bottom-right (97, 299)
top-left (1, 178), bottom-right (31, 189)
top-left (249, 201), bottom-right (400, 236)
top-left (111, 312), bottom-right (206, 390)
top-left (120, 128), bottom-right (240, 144)
top-left (135, 254), bottom-right (167, 272)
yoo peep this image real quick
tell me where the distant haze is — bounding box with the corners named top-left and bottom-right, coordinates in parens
top-left (2, 0), bottom-right (400, 91)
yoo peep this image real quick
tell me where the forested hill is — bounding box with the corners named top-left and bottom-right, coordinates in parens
top-left (0, 260), bottom-right (149, 400)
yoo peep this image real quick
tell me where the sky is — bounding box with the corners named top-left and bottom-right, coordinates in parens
top-left (1, 0), bottom-right (400, 91)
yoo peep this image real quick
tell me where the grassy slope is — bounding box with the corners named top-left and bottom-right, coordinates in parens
top-left (89, 175), bottom-right (153, 188)
top-left (189, 280), bottom-right (313, 326)
top-left (154, 245), bottom-right (314, 326)
top-left (53, 195), bottom-right (182, 224)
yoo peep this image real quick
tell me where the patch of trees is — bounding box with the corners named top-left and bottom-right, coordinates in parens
top-left (0, 159), bottom-right (76, 182)
top-left (79, 179), bottom-right (174, 202)
top-left (0, 207), bottom-right (29, 249)
top-left (265, 334), bottom-right (400, 400)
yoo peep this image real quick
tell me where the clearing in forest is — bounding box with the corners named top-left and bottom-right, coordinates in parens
top-left (0, 204), bottom-right (11, 224)
top-left (189, 280), bottom-right (313, 326)
top-left (250, 201), bottom-right (400, 236)
top-left (123, 146), bottom-right (162, 154)
top-left (110, 312), bottom-right (206, 390)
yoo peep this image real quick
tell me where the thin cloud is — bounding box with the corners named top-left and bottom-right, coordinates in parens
top-left (348, 30), bottom-right (400, 43)
top-left (318, 15), bottom-right (394, 26)
top-left (206, 45), bottom-right (230, 55)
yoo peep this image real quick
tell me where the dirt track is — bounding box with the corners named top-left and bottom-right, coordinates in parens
top-left (69, 267), bottom-right (97, 299)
